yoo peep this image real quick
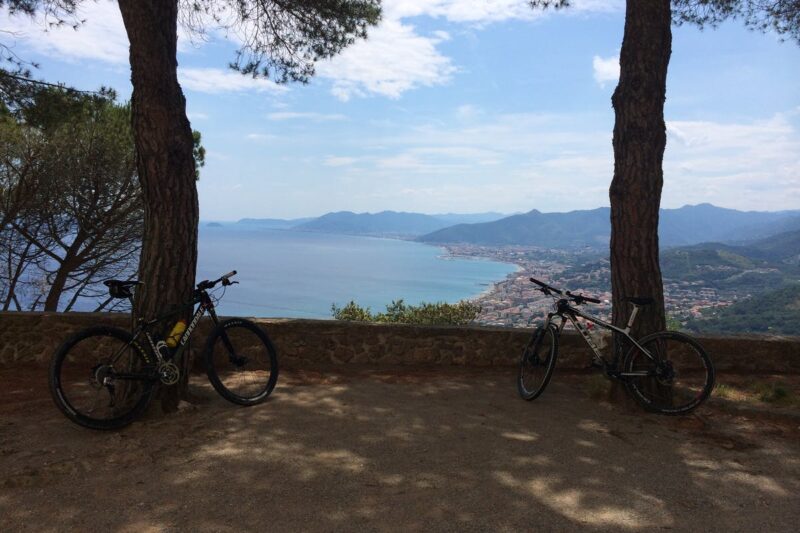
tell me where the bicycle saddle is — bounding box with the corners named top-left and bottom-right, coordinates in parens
top-left (624, 296), bottom-right (654, 306)
top-left (103, 279), bottom-right (140, 299)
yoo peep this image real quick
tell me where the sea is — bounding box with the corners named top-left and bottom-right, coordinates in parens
top-left (196, 226), bottom-right (517, 319)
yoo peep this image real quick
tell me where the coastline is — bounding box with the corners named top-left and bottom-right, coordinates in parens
top-left (438, 244), bottom-right (529, 324)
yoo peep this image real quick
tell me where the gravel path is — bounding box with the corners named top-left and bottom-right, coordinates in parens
top-left (1, 365), bottom-right (799, 532)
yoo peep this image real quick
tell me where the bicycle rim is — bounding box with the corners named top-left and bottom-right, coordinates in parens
top-left (624, 332), bottom-right (715, 415)
top-left (206, 320), bottom-right (278, 405)
top-left (518, 326), bottom-right (557, 401)
top-left (50, 328), bottom-right (154, 429)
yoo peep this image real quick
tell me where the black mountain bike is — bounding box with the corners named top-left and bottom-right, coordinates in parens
top-left (518, 278), bottom-right (714, 415)
top-left (49, 271), bottom-right (279, 430)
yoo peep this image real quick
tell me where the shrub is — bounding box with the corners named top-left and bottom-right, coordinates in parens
top-left (331, 299), bottom-right (481, 326)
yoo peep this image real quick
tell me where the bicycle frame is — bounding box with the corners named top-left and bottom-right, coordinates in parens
top-left (542, 300), bottom-right (660, 376)
top-left (109, 289), bottom-right (223, 370)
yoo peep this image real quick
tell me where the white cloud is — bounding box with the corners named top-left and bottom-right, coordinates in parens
top-left (2, 0), bottom-right (624, 101)
top-left (663, 114), bottom-right (800, 209)
top-left (318, 20), bottom-right (455, 101)
top-left (179, 68), bottom-right (286, 94)
top-left (187, 112), bottom-right (209, 121)
top-left (384, 0), bottom-right (621, 23)
top-left (324, 156), bottom-right (359, 167)
top-left (592, 54), bottom-right (619, 88)
top-left (308, 110), bottom-right (800, 213)
top-left (0, 1), bottom-right (199, 64)
top-left (246, 133), bottom-right (277, 142)
top-left (267, 112), bottom-right (347, 121)
top-left (1, 2), bottom-right (129, 64)
top-left (316, 0), bottom-right (623, 101)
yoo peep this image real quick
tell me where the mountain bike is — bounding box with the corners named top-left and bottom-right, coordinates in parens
top-left (518, 278), bottom-right (714, 414)
top-left (49, 271), bottom-right (279, 430)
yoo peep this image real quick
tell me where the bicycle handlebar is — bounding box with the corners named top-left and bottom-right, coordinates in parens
top-left (197, 270), bottom-right (238, 290)
top-left (566, 291), bottom-right (601, 304)
top-left (529, 278), bottom-right (601, 305)
top-left (530, 278), bottom-right (562, 295)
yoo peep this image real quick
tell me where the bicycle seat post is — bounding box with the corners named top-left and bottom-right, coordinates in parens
top-left (128, 293), bottom-right (136, 331)
top-left (624, 304), bottom-right (640, 333)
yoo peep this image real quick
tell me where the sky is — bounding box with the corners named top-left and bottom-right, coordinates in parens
top-left (2, 0), bottom-right (799, 220)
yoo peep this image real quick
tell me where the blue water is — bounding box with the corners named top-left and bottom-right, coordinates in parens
top-left (197, 227), bottom-right (516, 319)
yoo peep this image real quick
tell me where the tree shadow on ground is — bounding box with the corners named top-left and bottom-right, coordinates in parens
top-left (1, 365), bottom-right (799, 531)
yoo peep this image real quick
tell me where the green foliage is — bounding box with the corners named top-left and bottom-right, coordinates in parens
top-left (192, 130), bottom-right (205, 179)
top-left (330, 300), bottom-right (373, 322)
top-left (183, 0), bottom-right (381, 83)
top-left (684, 283), bottom-right (800, 335)
top-left (753, 382), bottom-right (789, 403)
top-left (673, 1), bottom-right (800, 44)
top-left (665, 315), bottom-right (684, 331)
top-left (331, 299), bottom-right (482, 326)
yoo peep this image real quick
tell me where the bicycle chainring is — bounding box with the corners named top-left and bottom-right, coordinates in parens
top-left (158, 362), bottom-right (181, 385)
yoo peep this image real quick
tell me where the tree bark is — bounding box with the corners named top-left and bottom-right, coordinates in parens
top-left (610, 0), bottom-right (671, 339)
top-left (43, 260), bottom-right (70, 311)
top-left (118, 0), bottom-right (199, 413)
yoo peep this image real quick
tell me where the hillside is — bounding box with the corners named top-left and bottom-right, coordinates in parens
top-left (685, 284), bottom-right (800, 335)
top-left (418, 204), bottom-right (800, 248)
top-left (418, 208), bottom-right (611, 248)
top-left (432, 212), bottom-right (509, 225)
top-left (739, 229), bottom-right (800, 264)
top-left (659, 204), bottom-right (800, 245)
top-left (559, 230), bottom-right (800, 296)
top-left (660, 230), bottom-right (800, 291)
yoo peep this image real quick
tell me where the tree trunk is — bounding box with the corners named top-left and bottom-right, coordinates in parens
top-left (609, 0), bottom-right (671, 340)
top-left (43, 231), bottom-right (85, 312)
top-left (118, 0), bottom-right (199, 413)
top-left (43, 260), bottom-right (70, 311)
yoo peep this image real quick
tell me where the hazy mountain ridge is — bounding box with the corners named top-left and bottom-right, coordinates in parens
top-left (235, 217), bottom-right (315, 229)
top-left (293, 211), bottom-right (451, 236)
top-left (221, 211), bottom-right (510, 237)
top-left (418, 204), bottom-right (800, 248)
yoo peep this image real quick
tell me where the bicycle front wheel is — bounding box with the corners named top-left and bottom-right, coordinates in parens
top-left (49, 326), bottom-right (156, 430)
top-left (624, 331), bottom-right (715, 415)
top-left (518, 325), bottom-right (558, 401)
top-left (204, 318), bottom-right (279, 405)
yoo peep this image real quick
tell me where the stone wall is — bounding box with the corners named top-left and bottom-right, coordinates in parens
top-left (1, 311), bottom-right (798, 372)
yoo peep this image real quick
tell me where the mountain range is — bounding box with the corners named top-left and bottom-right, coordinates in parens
top-left (418, 204), bottom-right (800, 248)
top-left (207, 204), bottom-right (800, 249)
top-left (230, 211), bottom-right (509, 237)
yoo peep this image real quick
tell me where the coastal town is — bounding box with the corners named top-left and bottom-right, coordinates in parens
top-left (445, 245), bottom-right (742, 328)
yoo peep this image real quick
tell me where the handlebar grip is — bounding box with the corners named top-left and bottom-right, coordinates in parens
top-left (530, 278), bottom-right (562, 294)
top-left (222, 270), bottom-right (237, 279)
top-left (567, 290), bottom-right (601, 304)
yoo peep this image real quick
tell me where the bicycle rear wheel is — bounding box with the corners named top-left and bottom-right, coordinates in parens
top-left (49, 326), bottom-right (156, 430)
top-left (624, 331), bottom-right (715, 415)
top-left (204, 318), bottom-right (279, 405)
top-left (518, 325), bottom-right (558, 400)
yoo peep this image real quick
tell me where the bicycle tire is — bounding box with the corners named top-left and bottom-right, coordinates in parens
top-left (623, 331), bottom-right (715, 415)
top-left (204, 318), bottom-right (279, 405)
top-left (49, 326), bottom-right (156, 430)
top-left (517, 325), bottom-right (558, 401)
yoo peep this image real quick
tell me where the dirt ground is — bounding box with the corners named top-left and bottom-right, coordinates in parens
top-left (1, 364), bottom-right (799, 532)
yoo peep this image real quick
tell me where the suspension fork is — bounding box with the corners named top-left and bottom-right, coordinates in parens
top-left (208, 303), bottom-right (245, 366)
